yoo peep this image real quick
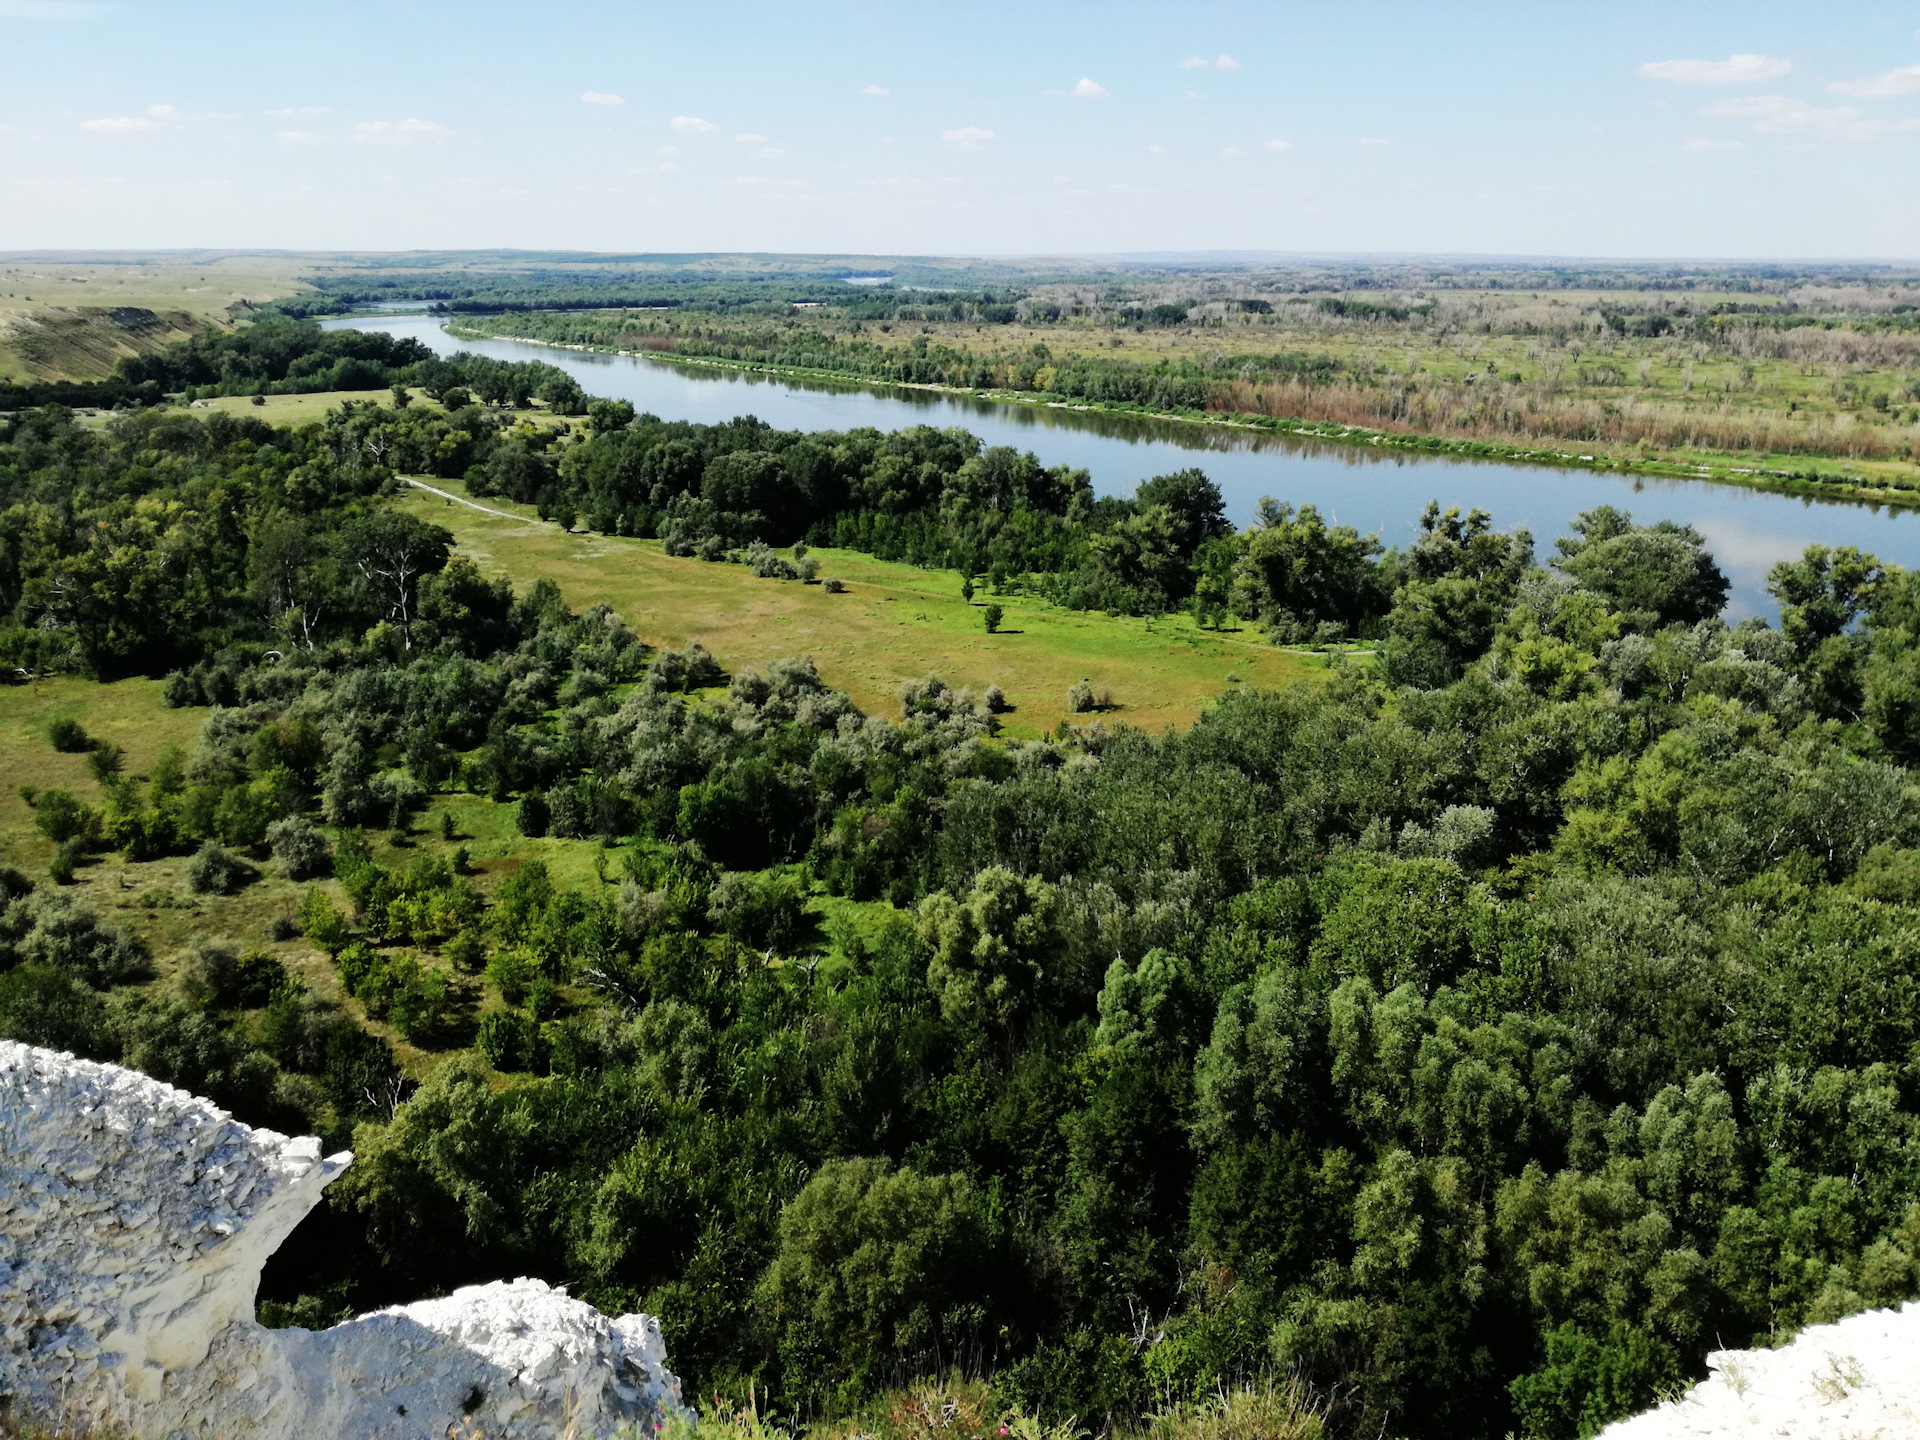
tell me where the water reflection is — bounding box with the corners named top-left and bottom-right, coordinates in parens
top-left (327, 314), bottom-right (1920, 620)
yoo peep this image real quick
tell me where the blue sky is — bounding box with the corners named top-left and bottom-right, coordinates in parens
top-left (2, 0), bottom-right (1917, 258)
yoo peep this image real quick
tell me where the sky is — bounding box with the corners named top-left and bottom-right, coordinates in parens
top-left (2, 0), bottom-right (1918, 259)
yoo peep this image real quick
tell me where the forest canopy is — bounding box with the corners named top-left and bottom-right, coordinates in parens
top-left (7, 332), bottom-right (1920, 1439)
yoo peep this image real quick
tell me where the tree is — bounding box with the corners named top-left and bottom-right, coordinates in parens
top-left (919, 865), bottom-right (1058, 1030)
top-left (247, 510), bottom-right (331, 651)
top-left (1554, 506), bottom-right (1727, 629)
top-left (757, 1157), bottom-right (982, 1389)
top-left (1134, 467), bottom-right (1230, 559)
top-left (1233, 499), bottom-right (1387, 639)
top-left (984, 603), bottom-right (1004, 633)
top-left (338, 512), bottom-right (452, 648)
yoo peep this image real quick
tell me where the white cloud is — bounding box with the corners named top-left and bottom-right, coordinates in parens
top-left (1179, 56), bottom-right (1209, 68)
top-left (859, 84), bottom-right (890, 96)
top-left (733, 132), bottom-right (768, 142)
top-left (1185, 90), bottom-right (1205, 100)
top-left (1639, 53), bottom-right (1791, 85)
top-left (941, 125), bottom-right (995, 151)
top-left (1704, 94), bottom-right (1920, 139)
top-left (657, 145), bottom-right (678, 155)
top-left (266, 105), bottom-right (329, 118)
top-left (1221, 146), bottom-right (1243, 156)
top-left (1069, 78), bottom-right (1108, 98)
top-left (581, 91), bottom-right (624, 107)
top-left (276, 130), bottom-right (333, 149)
top-left (670, 115), bottom-right (717, 134)
top-left (82, 103), bottom-right (183, 133)
top-left (352, 117), bottom-right (454, 145)
top-left (1263, 137), bottom-right (1293, 151)
top-left (1831, 64), bottom-right (1920, 98)
top-left (0, 0), bottom-right (105, 17)
top-left (1683, 137), bottom-right (1746, 151)
top-left (1215, 54), bottom-right (1241, 70)
top-left (1146, 143), bottom-right (1168, 154)
top-left (754, 146), bottom-right (785, 158)
top-left (1359, 135), bottom-right (1390, 147)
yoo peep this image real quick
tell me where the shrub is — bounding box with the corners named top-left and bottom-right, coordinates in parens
top-left (298, 888), bottom-right (351, 953)
top-left (984, 603), bottom-right (1004, 634)
top-left (47, 842), bottom-right (77, 886)
top-left (186, 841), bottom-right (248, 895)
top-left (15, 890), bottom-right (150, 986)
top-left (48, 717), bottom-right (90, 752)
top-left (267, 816), bottom-right (332, 879)
top-left (476, 1008), bottom-right (540, 1072)
top-left (516, 791), bottom-right (551, 837)
top-left (706, 869), bottom-right (810, 954)
top-left (161, 671), bottom-right (199, 707)
top-left (85, 744), bottom-right (124, 784)
top-left (984, 685), bottom-right (1010, 714)
top-left (33, 789), bottom-right (93, 845)
top-left (178, 941), bottom-right (286, 1010)
top-left (445, 928), bottom-right (486, 974)
top-left (485, 948), bottom-right (535, 1006)
top-left (1067, 678), bottom-right (1097, 713)
top-left (823, 576), bottom-right (847, 594)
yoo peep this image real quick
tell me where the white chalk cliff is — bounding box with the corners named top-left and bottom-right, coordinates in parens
top-left (0, 1040), bottom-right (685, 1439)
top-left (1599, 1301), bottom-right (1920, 1439)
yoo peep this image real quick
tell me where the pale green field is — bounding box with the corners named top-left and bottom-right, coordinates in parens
top-left (397, 478), bottom-right (1320, 739)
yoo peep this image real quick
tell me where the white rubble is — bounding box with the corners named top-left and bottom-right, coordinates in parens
top-left (0, 1040), bottom-right (685, 1439)
top-left (1599, 1301), bottom-right (1920, 1440)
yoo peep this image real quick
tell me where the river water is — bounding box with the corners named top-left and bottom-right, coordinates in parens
top-left (326, 314), bottom-right (1920, 620)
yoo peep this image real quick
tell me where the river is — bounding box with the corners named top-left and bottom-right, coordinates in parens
top-left (325, 313), bottom-right (1920, 620)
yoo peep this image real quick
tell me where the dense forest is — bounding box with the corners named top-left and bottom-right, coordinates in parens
top-left (8, 326), bottom-right (1920, 1438)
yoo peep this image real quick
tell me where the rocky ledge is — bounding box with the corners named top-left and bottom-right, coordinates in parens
top-left (0, 1040), bottom-right (684, 1439)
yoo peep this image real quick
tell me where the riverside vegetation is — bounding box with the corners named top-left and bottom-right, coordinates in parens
top-left (444, 256), bottom-right (1920, 497)
top-left (11, 320), bottom-right (1920, 1439)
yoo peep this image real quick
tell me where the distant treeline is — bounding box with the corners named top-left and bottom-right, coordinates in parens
top-left (267, 272), bottom-right (1029, 322)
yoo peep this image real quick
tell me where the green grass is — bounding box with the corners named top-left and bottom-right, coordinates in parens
top-left (397, 478), bottom-right (1321, 740)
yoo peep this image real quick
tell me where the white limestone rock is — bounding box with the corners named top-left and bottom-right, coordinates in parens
top-left (1599, 1301), bottom-right (1920, 1439)
top-left (0, 1041), bottom-right (685, 1439)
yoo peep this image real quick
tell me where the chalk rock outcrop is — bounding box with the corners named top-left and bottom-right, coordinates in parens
top-left (1599, 1301), bottom-right (1920, 1439)
top-left (0, 1041), bottom-right (684, 1439)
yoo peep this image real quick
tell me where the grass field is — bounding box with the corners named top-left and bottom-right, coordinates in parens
top-left (396, 477), bottom-right (1322, 739)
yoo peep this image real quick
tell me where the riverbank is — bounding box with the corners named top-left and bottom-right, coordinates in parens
top-left (445, 321), bottom-right (1920, 511)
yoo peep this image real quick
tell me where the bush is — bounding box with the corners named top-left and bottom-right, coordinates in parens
top-left (984, 603), bottom-right (1005, 633)
top-left (85, 744), bottom-right (124, 784)
top-left (706, 869), bottom-right (810, 954)
top-left (445, 928), bottom-right (486, 974)
top-left (178, 941), bottom-right (287, 1010)
top-left (823, 576), bottom-right (847, 594)
top-left (476, 1007), bottom-right (540, 1072)
top-left (298, 888), bottom-right (351, 953)
top-left (516, 791), bottom-right (551, 838)
top-left (48, 841), bottom-right (79, 885)
top-left (267, 816), bottom-right (332, 879)
top-left (48, 717), bottom-right (91, 752)
top-left (33, 789), bottom-right (94, 845)
top-left (0, 963), bottom-right (118, 1059)
top-left (161, 671), bottom-right (199, 708)
top-left (485, 948), bottom-right (535, 1006)
top-left (1067, 678), bottom-right (1097, 713)
top-left (186, 840), bottom-right (248, 895)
